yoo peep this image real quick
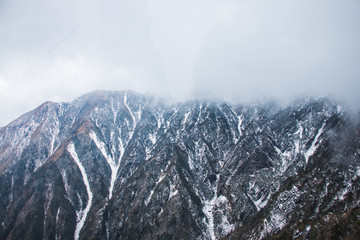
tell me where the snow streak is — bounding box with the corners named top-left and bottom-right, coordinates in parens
top-left (67, 143), bottom-right (93, 240)
top-left (304, 123), bottom-right (325, 164)
top-left (49, 118), bottom-right (60, 155)
top-left (236, 114), bottom-right (243, 138)
top-left (89, 131), bottom-right (119, 200)
top-left (124, 91), bottom-right (136, 138)
top-left (55, 208), bottom-right (61, 240)
top-left (227, 104), bottom-right (243, 142)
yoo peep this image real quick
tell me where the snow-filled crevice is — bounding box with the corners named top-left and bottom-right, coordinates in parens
top-left (274, 146), bottom-right (292, 173)
top-left (304, 123), bottom-right (325, 164)
top-left (110, 98), bottom-right (118, 125)
top-left (226, 104), bottom-right (243, 143)
top-left (202, 183), bottom-right (235, 240)
top-left (49, 117), bottom-right (61, 156)
top-left (202, 173), bottom-right (225, 240)
top-left (60, 169), bottom-right (74, 206)
top-left (67, 143), bottom-right (93, 240)
top-left (194, 104), bottom-right (203, 126)
top-left (203, 193), bottom-right (217, 240)
top-left (123, 91), bottom-right (137, 139)
top-left (168, 182), bottom-right (178, 200)
top-left (236, 114), bottom-right (243, 139)
top-left (182, 111), bottom-right (191, 129)
top-left (216, 195), bottom-right (235, 236)
top-left (55, 208), bottom-right (61, 240)
top-left (89, 131), bottom-right (119, 200)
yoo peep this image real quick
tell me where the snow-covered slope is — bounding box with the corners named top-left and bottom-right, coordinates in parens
top-left (0, 90), bottom-right (359, 240)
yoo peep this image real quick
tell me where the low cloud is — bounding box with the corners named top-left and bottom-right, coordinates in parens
top-left (0, 0), bottom-right (359, 125)
top-left (193, 0), bottom-right (360, 105)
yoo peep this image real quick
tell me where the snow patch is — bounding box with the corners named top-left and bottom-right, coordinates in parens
top-left (203, 193), bottom-right (235, 239)
top-left (275, 146), bottom-right (291, 173)
top-left (304, 123), bottom-right (325, 164)
top-left (294, 140), bottom-right (300, 154)
top-left (274, 146), bottom-right (282, 155)
top-left (182, 111), bottom-right (191, 130)
top-left (236, 114), bottom-right (243, 138)
top-left (294, 122), bottom-right (304, 139)
top-left (354, 166), bottom-right (360, 180)
top-left (123, 91), bottom-right (137, 139)
top-left (60, 169), bottom-right (73, 206)
top-left (194, 104), bottom-right (203, 126)
top-left (168, 187), bottom-right (178, 200)
top-left (259, 186), bottom-right (300, 238)
top-left (49, 118), bottom-right (60, 156)
top-left (110, 98), bottom-right (118, 124)
top-left (55, 208), bottom-right (61, 240)
top-left (227, 104), bottom-right (243, 142)
top-left (89, 131), bottom-right (119, 200)
top-left (145, 189), bottom-right (155, 206)
top-left (254, 193), bottom-right (272, 211)
top-left (337, 105), bottom-right (342, 113)
top-left (203, 195), bottom-right (217, 240)
top-left (67, 143), bottom-right (93, 240)
top-left (188, 156), bottom-right (195, 171)
top-left (248, 181), bottom-right (271, 211)
top-left (216, 195), bottom-right (235, 236)
top-left (335, 180), bottom-right (353, 202)
top-left (158, 208), bottom-right (164, 216)
top-left (202, 173), bottom-right (221, 240)
top-left (149, 133), bottom-right (157, 145)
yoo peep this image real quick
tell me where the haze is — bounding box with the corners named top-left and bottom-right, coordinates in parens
top-left (0, 0), bottom-right (359, 126)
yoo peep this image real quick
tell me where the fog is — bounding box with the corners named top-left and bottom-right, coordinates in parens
top-left (0, 0), bottom-right (359, 126)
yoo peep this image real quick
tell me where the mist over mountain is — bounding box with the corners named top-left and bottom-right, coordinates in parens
top-left (1, 0), bottom-right (360, 126)
top-left (0, 90), bottom-right (359, 240)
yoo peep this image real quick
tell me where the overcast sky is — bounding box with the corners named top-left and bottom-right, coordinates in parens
top-left (0, 0), bottom-right (359, 126)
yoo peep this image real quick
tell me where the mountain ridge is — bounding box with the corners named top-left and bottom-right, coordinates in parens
top-left (0, 90), bottom-right (359, 239)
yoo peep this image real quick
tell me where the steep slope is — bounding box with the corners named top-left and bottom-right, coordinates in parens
top-left (0, 90), bottom-right (359, 240)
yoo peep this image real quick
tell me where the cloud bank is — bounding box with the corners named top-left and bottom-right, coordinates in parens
top-left (0, 0), bottom-right (359, 125)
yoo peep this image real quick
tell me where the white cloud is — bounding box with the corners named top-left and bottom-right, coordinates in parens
top-left (0, 76), bottom-right (9, 92)
top-left (0, 0), bottom-right (359, 126)
top-left (215, 0), bottom-right (237, 21)
top-left (193, 0), bottom-right (360, 103)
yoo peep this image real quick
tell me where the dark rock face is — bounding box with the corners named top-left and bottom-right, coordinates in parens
top-left (0, 90), bottom-right (359, 240)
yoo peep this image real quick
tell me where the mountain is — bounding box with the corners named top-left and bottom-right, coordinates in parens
top-left (0, 90), bottom-right (359, 240)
